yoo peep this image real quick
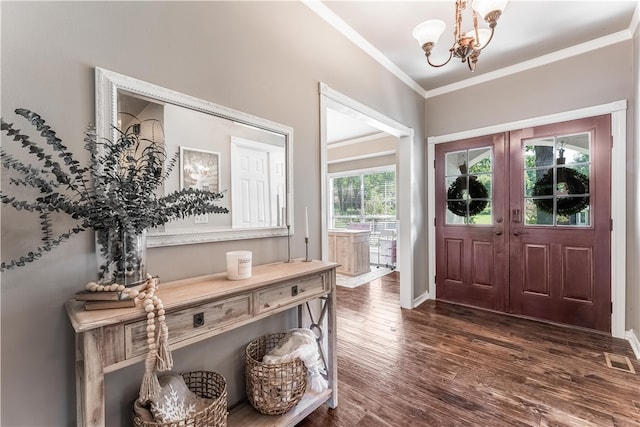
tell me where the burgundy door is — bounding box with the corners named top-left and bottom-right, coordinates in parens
top-left (435, 133), bottom-right (509, 312)
top-left (435, 115), bottom-right (612, 332)
top-left (509, 116), bottom-right (611, 331)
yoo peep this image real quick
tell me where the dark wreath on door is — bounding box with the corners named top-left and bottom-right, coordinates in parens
top-left (445, 147), bottom-right (492, 224)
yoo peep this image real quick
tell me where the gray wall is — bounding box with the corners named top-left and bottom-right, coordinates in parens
top-left (0, 2), bottom-right (426, 426)
top-left (426, 39), bottom-right (638, 336)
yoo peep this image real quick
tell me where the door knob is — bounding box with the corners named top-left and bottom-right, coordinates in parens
top-left (513, 229), bottom-right (520, 236)
top-left (496, 230), bottom-right (503, 236)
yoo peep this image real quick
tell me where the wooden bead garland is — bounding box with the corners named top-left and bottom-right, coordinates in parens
top-left (83, 274), bottom-right (173, 402)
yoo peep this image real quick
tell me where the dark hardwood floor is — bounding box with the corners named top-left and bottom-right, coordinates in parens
top-left (298, 272), bottom-right (640, 426)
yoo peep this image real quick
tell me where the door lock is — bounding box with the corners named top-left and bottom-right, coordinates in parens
top-left (512, 208), bottom-right (521, 223)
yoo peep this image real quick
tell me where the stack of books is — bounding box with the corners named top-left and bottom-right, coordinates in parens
top-left (75, 283), bottom-right (146, 310)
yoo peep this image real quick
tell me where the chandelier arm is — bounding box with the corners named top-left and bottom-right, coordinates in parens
top-left (426, 51), bottom-right (454, 68)
top-left (474, 27), bottom-right (496, 52)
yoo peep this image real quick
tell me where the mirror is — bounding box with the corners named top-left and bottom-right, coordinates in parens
top-left (95, 67), bottom-right (293, 247)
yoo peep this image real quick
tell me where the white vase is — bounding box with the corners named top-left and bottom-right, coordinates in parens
top-left (95, 228), bottom-right (147, 286)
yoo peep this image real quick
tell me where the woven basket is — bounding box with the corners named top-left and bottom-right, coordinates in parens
top-left (245, 333), bottom-right (308, 415)
top-left (133, 371), bottom-right (228, 427)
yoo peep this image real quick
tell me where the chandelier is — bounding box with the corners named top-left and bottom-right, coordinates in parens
top-left (412, 0), bottom-right (508, 72)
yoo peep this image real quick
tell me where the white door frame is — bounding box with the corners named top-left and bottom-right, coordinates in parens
top-left (427, 100), bottom-right (627, 338)
top-left (320, 82), bottom-right (416, 308)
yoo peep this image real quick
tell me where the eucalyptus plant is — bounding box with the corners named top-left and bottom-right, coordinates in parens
top-left (1, 108), bottom-right (229, 272)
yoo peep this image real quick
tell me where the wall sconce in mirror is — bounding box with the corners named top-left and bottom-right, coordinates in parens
top-left (95, 67), bottom-right (294, 247)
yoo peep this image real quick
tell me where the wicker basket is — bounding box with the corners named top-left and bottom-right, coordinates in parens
top-left (245, 333), bottom-right (308, 415)
top-left (133, 371), bottom-right (228, 427)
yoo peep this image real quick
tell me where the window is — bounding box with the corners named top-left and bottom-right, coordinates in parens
top-left (330, 167), bottom-right (396, 231)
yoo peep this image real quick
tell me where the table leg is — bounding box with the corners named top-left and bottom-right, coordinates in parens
top-left (76, 328), bottom-right (105, 427)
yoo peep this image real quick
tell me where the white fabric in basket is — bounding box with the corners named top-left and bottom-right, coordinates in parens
top-left (263, 328), bottom-right (328, 392)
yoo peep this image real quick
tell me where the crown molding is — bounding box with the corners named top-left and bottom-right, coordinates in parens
top-left (426, 30), bottom-right (632, 98)
top-left (302, 1), bottom-right (427, 98)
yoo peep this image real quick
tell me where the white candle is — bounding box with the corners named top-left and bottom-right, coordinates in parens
top-left (284, 201), bottom-right (291, 227)
top-left (305, 206), bottom-right (309, 238)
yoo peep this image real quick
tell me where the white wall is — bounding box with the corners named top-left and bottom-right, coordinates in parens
top-left (0, 2), bottom-right (426, 425)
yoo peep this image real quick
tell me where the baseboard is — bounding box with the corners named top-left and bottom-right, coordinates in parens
top-left (626, 329), bottom-right (640, 359)
top-left (412, 291), bottom-right (430, 308)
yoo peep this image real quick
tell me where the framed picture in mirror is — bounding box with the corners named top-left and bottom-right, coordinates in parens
top-left (180, 147), bottom-right (220, 192)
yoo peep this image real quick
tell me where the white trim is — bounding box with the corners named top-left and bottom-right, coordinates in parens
top-left (328, 132), bottom-right (389, 148)
top-left (302, 1), bottom-right (427, 98)
top-left (630, 1), bottom-right (640, 35)
top-left (328, 150), bottom-right (396, 165)
top-left (626, 330), bottom-right (640, 359)
top-left (320, 82), bottom-right (416, 309)
top-left (427, 100), bottom-right (628, 338)
top-left (320, 83), bottom-right (411, 137)
top-left (611, 108), bottom-right (627, 339)
top-left (426, 31), bottom-right (631, 98)
top-left (412, 290), bottom-right (430, 309)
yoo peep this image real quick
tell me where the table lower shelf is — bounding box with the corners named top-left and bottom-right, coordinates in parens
top-left (228, 388), bottom-right (333, 426)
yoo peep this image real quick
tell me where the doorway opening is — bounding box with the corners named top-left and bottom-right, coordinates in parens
top-left (320, 83), bottom-right (415, 308)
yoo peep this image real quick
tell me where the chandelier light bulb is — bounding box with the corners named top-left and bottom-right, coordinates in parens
top-left (472, 0), bottom-right (508, 23)
top-left (412, 19), bottom-right (446, 47)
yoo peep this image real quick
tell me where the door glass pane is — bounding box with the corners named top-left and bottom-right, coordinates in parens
top-left (446, 151), bottom-right (467, 176)
top-left (524, 137), bottom-right (554, 167)
top-left (445, 147), bottom-right (492, 225)
top-left (524, 132), bottom-right (591, 226)
top-left (468, 147), bottom-right (492, 173)
top-left (470, 201), bottom-right (491, 225)
top-left (525, 198), bottom-right (553, 225)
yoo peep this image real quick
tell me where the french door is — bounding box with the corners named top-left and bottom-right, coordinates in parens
top-left (435, 116), bottom-right (611, 331)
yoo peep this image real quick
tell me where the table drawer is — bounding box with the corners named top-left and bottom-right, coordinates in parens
top-left (125, 293), bottom-right (252, 359)
top-left (256, 274), bottom-right (327, 314)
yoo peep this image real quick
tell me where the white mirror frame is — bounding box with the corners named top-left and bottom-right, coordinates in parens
top-left (95, 67), bottom-right (294, 247)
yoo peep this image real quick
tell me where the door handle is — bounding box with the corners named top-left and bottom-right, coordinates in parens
top-left (512, 209), bottom-right (521, 223)
top-left (513, 229), bottom-right (520, 236)
top-left (495, 229), bottom-right (503, 236)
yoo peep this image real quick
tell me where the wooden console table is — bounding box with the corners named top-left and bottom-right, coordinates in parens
top-left (65, 260), bottom-right (338, 427)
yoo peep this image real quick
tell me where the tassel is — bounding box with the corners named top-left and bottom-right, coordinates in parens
top-left (138, 350), bottom-right (161, 403)
top-left (156, 323), bottom-right (173, 371)
top-left (307, 365), bottom-right (328, 392)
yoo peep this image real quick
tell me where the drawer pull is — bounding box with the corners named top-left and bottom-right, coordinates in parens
top-left (291, 285), bottom-right (298, 296)
top-left (193, 312), bottom-right (205, 328)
